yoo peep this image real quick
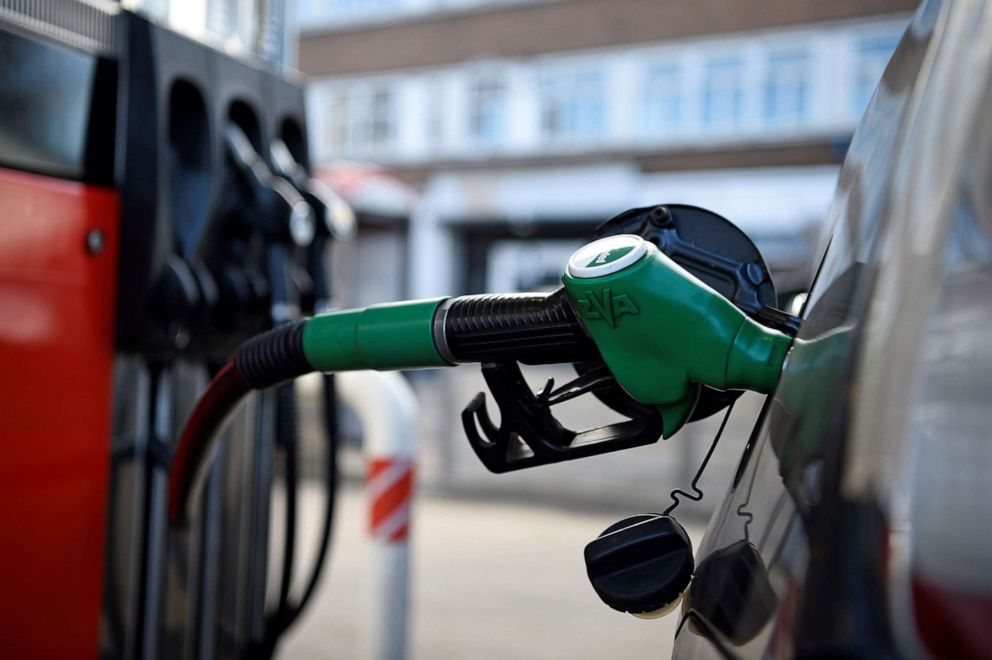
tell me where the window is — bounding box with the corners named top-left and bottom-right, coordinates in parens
top-left (467, 75), bottom-right (506, 144)
top-left (298, 0), bottom-right (401, 23)
top-left (853, 35), bottom-right (899, 115)
top-left (702, 56), bottom-right (744, 128)
top-left (425, 76), bottom-right (444, 148)
top-left (538, 68), bottom-right (606, 141)
top-left (642, 63), bottom-right (682, 138)
top-left (205, 0), bottom-right (237, 39)
top-left (323, 89), bottom-right (349, 154)
top-left (350, 86), bottom-right (395, 149)
top-left (321, 85), bottom-right (396, 155)
top-left (764, 49), bottom-right (811, 126)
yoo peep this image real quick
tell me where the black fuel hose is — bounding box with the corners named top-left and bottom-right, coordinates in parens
top-left (169, 291), bottom-right (596, 525)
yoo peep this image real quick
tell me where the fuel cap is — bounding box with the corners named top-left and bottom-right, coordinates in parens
top-left (584, 514), bottom-right (694, 618)
top-left (566, 234), bottom-right (648, 279)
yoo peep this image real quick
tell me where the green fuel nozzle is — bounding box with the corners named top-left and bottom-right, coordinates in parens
top-left (170, 232), bottom-right (793, 523)
top-left (561, 234), bottom-right (792, 438)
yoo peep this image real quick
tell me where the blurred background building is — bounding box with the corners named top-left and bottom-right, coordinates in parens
top-left (120, 0), bottom-right (294, 65)
top-left (297, 0), bottom-right (913, 305)
top-left (291, 0), bottom-right (914, 512)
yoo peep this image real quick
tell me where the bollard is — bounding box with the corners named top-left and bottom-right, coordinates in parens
top-left (336, 370), bottom-right (419, 660)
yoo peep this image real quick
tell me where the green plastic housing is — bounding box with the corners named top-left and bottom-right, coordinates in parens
top-left (302, 298), bottom-right (448, 372)
top-left (562, 245), bottom-right (791, 438)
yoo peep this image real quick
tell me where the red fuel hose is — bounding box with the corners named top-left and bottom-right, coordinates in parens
top-left (169, 320), bottom-right (313, 525)
top-left (168, 361), bottom-right (250, 525)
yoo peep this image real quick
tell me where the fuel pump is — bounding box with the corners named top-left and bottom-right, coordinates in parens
top-left (221, 126), bottom-right (359, 657)
top-left (170, 204), bottom-right (799, 620)
top-left (259, 138), bottom-right (357, 656)
top-left (223, 124), bottom-right (314, 322)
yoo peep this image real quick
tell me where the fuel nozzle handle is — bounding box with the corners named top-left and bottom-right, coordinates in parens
top-left (170, 234), bottom-right (794, 523)
top-left (270, 138), bottom-right (356, 244)
top-left (226, 125), bottom-right (314, 247)
top-left (297, 234), bottom-right (788, 407)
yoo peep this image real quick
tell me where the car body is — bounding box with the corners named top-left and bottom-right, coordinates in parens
top-left (675, 0), bottom-right (992, 656)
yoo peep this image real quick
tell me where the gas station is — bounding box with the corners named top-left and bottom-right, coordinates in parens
top-left (2, 1), bottom-right (991, 659)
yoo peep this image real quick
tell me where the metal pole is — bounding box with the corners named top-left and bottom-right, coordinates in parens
top-left (336, 370), bottom-right (419, 660)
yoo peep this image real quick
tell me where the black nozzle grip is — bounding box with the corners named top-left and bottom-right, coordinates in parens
top-left (435, 289), bottom-right (599, 365)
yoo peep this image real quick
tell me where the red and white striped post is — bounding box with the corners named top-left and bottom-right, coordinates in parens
top-left (337, 370), bottom-right (419, 660)
top-left (367, 456), bottom-right (414, 544)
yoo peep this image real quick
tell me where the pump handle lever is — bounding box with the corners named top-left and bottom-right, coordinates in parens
top-left (225, 125), bottom-right (314, 247)
top-left (462, 361), bottom-right (664, 473)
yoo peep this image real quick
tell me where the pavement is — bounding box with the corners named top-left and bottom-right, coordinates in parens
top-left (278, 484), bottom-right (705, 660)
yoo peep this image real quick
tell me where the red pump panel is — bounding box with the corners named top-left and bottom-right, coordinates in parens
top-left (0, 167), bottom-right (118, 658)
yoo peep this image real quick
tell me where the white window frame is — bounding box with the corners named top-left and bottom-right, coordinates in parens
top-left (536, 62), bottom-right (608, 144)
top-left (763, 47), bottom-right (812, 128)
top-left (641, 60), bottom-right (683, 140)
top-left (466, 70), bottom-right (508, 146)
top-left (701, 53), bottom-right (745, 131)
top-left (297, 0), bottom-right (404, 25)
top-left (323, 86), bottom-right (350, 156)
top-left (347, 82), bottom-right (397, 153)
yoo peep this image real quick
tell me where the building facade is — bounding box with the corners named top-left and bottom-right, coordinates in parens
top-left (298, 0), bottom-right (915, 305)
top-left (121, 0), bottom-right (292, 66)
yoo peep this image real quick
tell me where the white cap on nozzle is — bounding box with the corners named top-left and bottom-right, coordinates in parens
top-left (566, 234), bottom-right (648, 279)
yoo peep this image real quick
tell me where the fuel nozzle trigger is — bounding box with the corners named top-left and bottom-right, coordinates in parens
top-left (461, 361), bottom-right (663, 473)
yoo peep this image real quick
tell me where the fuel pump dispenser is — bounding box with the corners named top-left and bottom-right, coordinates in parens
top-left (0, 3), bottom-right (351, 657)
top-left (171, 204), bottom-right (799, 620)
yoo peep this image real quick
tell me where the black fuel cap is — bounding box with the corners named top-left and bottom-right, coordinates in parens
top-left (584, 514), bottom-right (694, 618)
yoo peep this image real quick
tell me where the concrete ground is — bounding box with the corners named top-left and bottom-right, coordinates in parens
top-left (278, 484), bottom-right (705, 660)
